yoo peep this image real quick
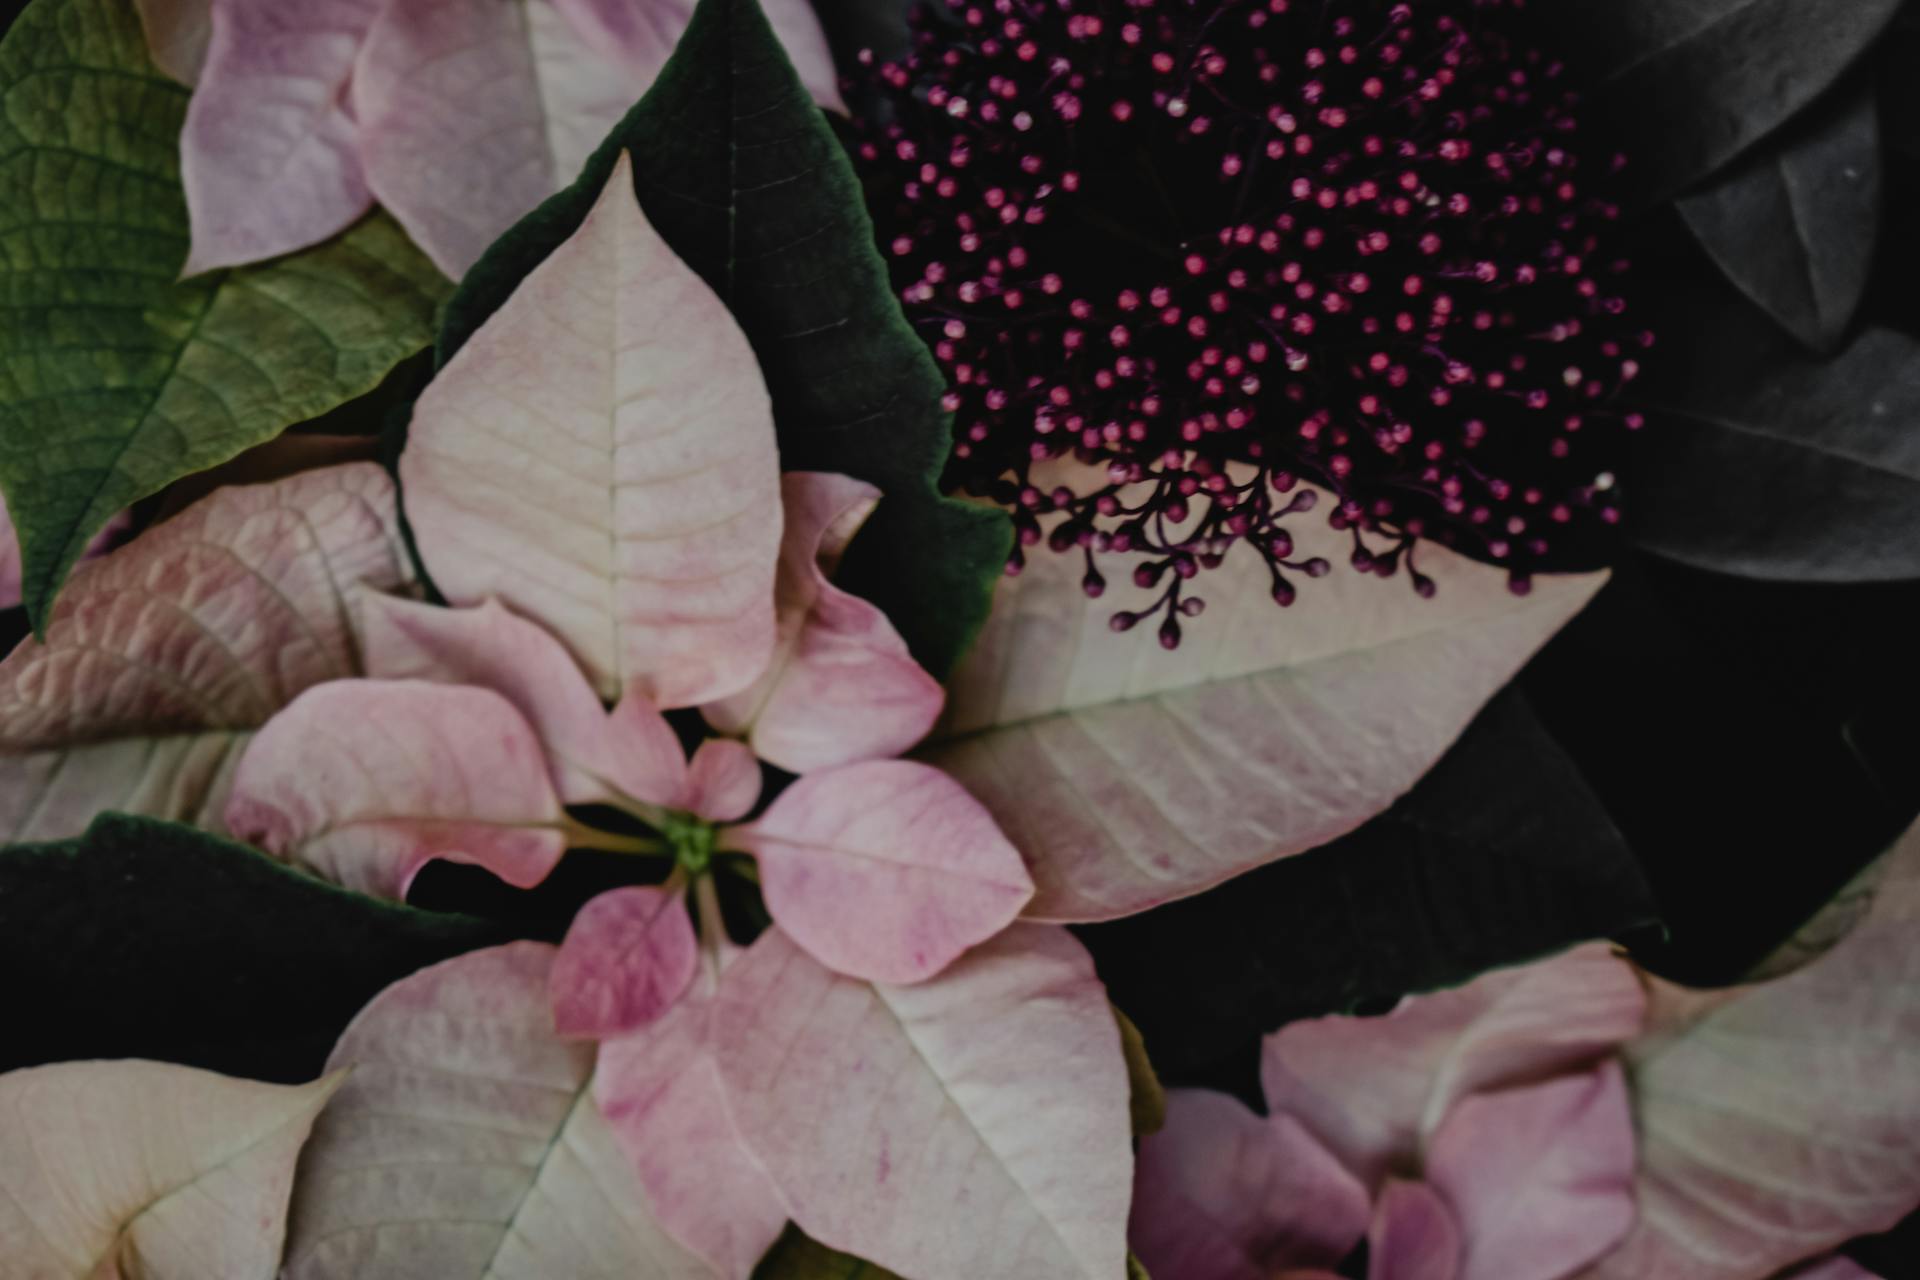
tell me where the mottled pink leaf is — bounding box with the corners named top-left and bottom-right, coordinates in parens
top-left (683, 737), bottom-right (762, 822)
top-left (225, 678), bottom-right (565, 898)
top-left (133, 0), bottom-right (211, 82)
top-left (351, 0), bottom-right (641, 278)
top-left (711, 924), bottom-right (1133, 1280)
top-left (552, 885), bottom-right (700, 1038)
top-left (362, 594), bottom-right (688, 808)
top-left (283, 943), bottom-right (714, 1278)
top-left (1579, 819), bottom-right (1920, 1280)
top-left (926, 466), bottom-right (1605, 921)
top-left (551, 0), bottom-right (843, 111)
top-left (1370, 1181), bottom-right (1461, 1280)
top-left (179, 0), bottom-right (378, 273)
top-left (725, 759), bottom-right (1033, 984)
top-left (0, 464), bottom-right (409, 841)
top-left (1426, 1062), bottom-right (1635, 1280)
top-left (402, 152), bottom-right (779, 708)
top-left (0, 1060), bottom-right (339, 1279)
top-left (704, 473), bottom-right (944, 773)
top-left (596, 974), bottom-right (788, 1279)
top-left (1130, 1091), bottom-right (1369, 1280)
top-left (1261, 943), bottom-right (1645, 1189)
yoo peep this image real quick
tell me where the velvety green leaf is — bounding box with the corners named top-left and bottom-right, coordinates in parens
top-left (0, 812), bottom-right (508, 1082)
top-left (754, 1226), bottom-right (906, 1279)
top-left (1521, 552), bottom-right (1920, 986)
top-left (1627, 286), bottom-right (1920, 581)
top-left (0, 0), bottom-right (447, 631)
top-left (1548, 0), bottom-right (1901, 203)
top-left (1075, 688), bottom-right (1657, 1085)
top-left (433, 0), bottom-right (1009, 679)
top-left (1677, 76), bottom-right (1880, 351)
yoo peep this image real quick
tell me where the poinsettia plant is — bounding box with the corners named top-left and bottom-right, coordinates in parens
top-left (4, 0), bottom-right (1920, 1275)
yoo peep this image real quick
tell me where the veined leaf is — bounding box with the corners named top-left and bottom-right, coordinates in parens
top-left (925, 477), bottom-right (1604, 922)
top-left (0, 0), bottom-right (445, 631)
top-left (432, 0), bottom-right (1010, 680)
top-left (0, 1058), bottom-right (339, 1278)
top-left (1677, 76), bottom-right (1880, 352)
top-left (283, 942), bottom-right (714, 1279)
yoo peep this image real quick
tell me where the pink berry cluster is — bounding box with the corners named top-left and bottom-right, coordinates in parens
top-left (849, 0), bottom-right (1651, 644)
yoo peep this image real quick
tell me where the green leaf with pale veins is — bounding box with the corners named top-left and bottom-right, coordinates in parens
top-left (0, 0), bottom-right (447, 632)
top-left (437, 0), bottom-right (1009, 680)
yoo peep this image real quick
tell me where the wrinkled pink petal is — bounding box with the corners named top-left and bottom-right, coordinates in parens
top-left (704, 473), bottom-right (944, 773)
top-left (710, 924), bottom-right (1133, 1280)
top-left (179, 0), bottom-right (378, 273)
top-left (1130, 1091), bottom-right (1370, 1280)
top-left (364, 594), bottom-right (686, 807)
top-left (725, 759), bottom-right (1033, 985)
top-left (596, 978), bottom-right (788, 1279)
top-left (351, 0), bottom-right (638, 278)
top-left (683, 738), bottom-right (762, 823)
top-left (551, 885), bottom-right (700, 1039)
top-left (401, 152), bottom-right (780, 709)
top-left (1370, 1181), bottom-right (1461, 1280)
top-left (1426, 1061), bottom-right (1635, 1280)
top-left (0, 493), bottom-right (126, 613)
top-left (134, 0), bottom-right (211, 82)
top-left (225, 678), bottom-right (565, 898)
top-left (551, 0), bottom-right (843, 112)
top-left (1261, 943), bottom-right (1645, 1187)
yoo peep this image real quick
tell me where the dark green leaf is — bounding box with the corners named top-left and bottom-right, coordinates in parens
top-left (0, 812), bottom-right (508, 1082)
top-left (1075, 688), bottom-right (1657, 1086)
top-left (1677, 75), bottom-right (1880, 351)
top-left (1548, 0), bottom-right (1900, 204)
top-left (0, 0), bottom-right (448, 633)
top-left (1520, 553), bottom-right (1920, 986)
top-left (754, 1225), bottom-right (905, 1279)
top-left (433, 0), bottom-right (1009, 679)
top-left (1628, 285), bottom-right (1920, 581)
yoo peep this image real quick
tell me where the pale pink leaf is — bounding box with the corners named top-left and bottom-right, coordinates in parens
top-left (684, 737), bottom-right (763, 823)
top-left (0, 734), bottom-right (245, 842)
top-left (552, 885), bottom-right (700, 1038)
top-left (926, 467), bottom-right (1605, 921)
top-left (0, 465), bottom-right (409, 841)
top-left (351, 0), bottom-right (641, 278)
top-left (0, 1060), bottom-right (339, 1279)
top-left (283, 943), bottom-right (716, 1278)
top-left (725, 759), bottom-right (1033, 984)
top-left (704, 472), bottom-right (944, 773)
top-left (711, 923), bottom-right (1133, 1280)
top-left (551, 0), bottom-right (843, 112)
top-left (401, 151), bottom-right (780, 708)
top-left (1425, 1062), bottom-right (1635, 1280)
top-left (179, 0), bottom-right (377, 273)
top-left (133, 0), bottom-right (211, 82)
top-left (225, 679), bottom-right (565, 898)
top-left (1370, 1181), bottom-right (1461, 1280)
top-left (1782, 1259), bottom-right (1882, 1280)
top-left (1261, 943), bottom-right (1645, 1189)
top-left (1130, 1091), bottom-right (1370, 1280)
top-left (362, 594), bottom-right (690, 808)
top-left (1577, 819), bottom-right (1920, 1280)
top-left (596, 976), bottom-right (788, 1279)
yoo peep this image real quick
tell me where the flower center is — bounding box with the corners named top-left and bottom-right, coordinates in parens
top-left (662, 812), bottom-right (717, 875)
